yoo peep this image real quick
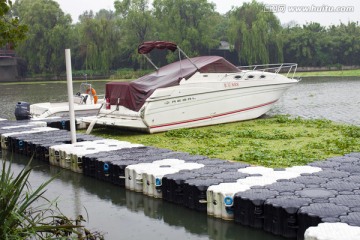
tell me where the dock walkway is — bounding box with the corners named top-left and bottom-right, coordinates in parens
top-left (1, 118), bottom-right (360, 240)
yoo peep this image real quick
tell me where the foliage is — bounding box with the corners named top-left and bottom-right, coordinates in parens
top-left (0, 158), bottom-right (103, 239)
top-left (227, 0), bottom-right (283, 65)
top-left (283, 22), bottom-right (360, 67)
top-left (74, 9), bottom-right (122, 74)
top-left (114, 0), bottom-right (153, 68)
top-left (153, 0), bottom-right (219, 60)
top-left (6, 0), bottom-right (360, 77)
top-left (294, 69), bottom-right (360, 77)
top-left (13, 0), bottom-right (72, 75)
top-left (112, 68), bottom-right (152, 79)
top-left (90, 115), bottom-right (360, 168)
top-left (0, 0), bottom-right (27, 47)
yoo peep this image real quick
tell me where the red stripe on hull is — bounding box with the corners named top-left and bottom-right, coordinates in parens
top-left (150, 100), bottom-right (278, 130)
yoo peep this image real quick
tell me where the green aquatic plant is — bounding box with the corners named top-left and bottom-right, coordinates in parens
top-left (90, 115), bottom-right (360, 168)
top-left (0, 158), bottom-right (103, 239)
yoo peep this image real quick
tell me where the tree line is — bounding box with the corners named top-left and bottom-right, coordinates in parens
top-left (1, 0), bottom-right (360, 77)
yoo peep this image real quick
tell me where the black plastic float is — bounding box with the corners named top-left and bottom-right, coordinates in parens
top-left (290, 174), bottom-right (328, 187)
top-left (162, 171), bottom-right (201, 204)
top-left (264, 196), bottom-right (312, 238)
top-left (233, 188), bottom-right (279, 229)
top-left (313, 169), bottom-right (350, 179)
top-left (297, 203), bottom-right (350, 240)
top-left (183, 178), bottom-right (223, 211)
top-left (309, 160), bottom-right (342, 169)
top-left (340, 212), bottom-right (360, 227)
top-left (330, 195), bottom-right (360, 209)
top-left (266, 181), bottom-right (305, 194)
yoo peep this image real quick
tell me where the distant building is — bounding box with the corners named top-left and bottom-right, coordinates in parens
top-left (209, 41), bottom-right (239, 65)
top-left (0, 46), bottom-right (26, 82)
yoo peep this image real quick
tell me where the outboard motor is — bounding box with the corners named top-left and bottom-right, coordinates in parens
top-left (14, 101), bottom-right (31, 120)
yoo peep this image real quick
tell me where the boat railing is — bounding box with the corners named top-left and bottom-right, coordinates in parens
top-left (238, 63), bottom-right (298, 79)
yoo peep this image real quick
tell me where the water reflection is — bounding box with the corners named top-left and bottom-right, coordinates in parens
top-left (1, 151), bottom-right (284, 240)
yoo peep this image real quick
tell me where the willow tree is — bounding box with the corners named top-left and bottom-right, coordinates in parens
top-left (75, 9), bottom-right (121, 74)
top-left (152, 0), bottom-right (218, 59)
top-left (228, 0), bottom-right (283, 65)
top-left (13, 0), bottom-right (72, 75)
top-left (114, 0), bottom-right (153, 68)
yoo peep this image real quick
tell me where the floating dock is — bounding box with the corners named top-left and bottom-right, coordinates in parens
top-left (1, 118), bottom-right (360, 240)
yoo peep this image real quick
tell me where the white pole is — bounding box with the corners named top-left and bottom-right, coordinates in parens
top-left (65, 49), bottom-right (77, 144)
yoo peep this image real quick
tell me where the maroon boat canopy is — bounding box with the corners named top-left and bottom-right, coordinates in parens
top-left (106, 56), bottom-right (240, 112)
top-left (138, 41), bottom-right (178, 54)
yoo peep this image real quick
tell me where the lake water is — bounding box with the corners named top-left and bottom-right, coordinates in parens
top-left (0, 77), bottom-right (359, 239)
top-left (269, 77), bottom-right (360, 126)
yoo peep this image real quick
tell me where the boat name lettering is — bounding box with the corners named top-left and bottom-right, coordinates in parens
top-left (164, 97), bottom-right (196, 105)
top-left (224, 82), bottom-right (240, 88)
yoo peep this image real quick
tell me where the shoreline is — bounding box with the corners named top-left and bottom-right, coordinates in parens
top-left (294, 69), bottom-right (360, 78)
top-left (1, 69), bottom-right (360, 84)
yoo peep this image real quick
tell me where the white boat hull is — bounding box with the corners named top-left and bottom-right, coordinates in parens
top-left (143, 82), bottom-right (293, 133)
top-left (29, 92), bottom-right (104, 119)
top-left (30, 102), bottom-right (103, 119)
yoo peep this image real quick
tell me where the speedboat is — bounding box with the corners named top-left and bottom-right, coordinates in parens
top-left (83, 41), bottom-right (299, 133)
top-left (15, 83), bottom-right (104, 120)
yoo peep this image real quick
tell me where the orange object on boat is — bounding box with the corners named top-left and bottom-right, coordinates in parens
top-left (86, 87), bottom-right (98, 104)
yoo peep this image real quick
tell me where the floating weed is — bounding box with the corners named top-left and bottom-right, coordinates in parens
top-left (306, 141), bottom-right (326, 150)
top-left (248, 140), bottom-right (268, 148)
top-left (273, 114), bottom-right (294, 124)
top-left (341, 126), bottom-right (360, 138)
top-left (189, 147), bottom-right (220, 157)
top-left (165, 128), bottom-right (214, 139)
top-left (228, 139), bottom-right (240, 148)
top-left (89, 115), bottom-right (360, 168)
top-left (270, 129), bottom-right (295, 140)
top-left (294, 130), bottom-right (316, 138)
top-left (232, 128), bottom-right (294, 140)
top-left (324, 137), bottom-right (359, 154)
top-left (234, 148), bottom-right (318, 167)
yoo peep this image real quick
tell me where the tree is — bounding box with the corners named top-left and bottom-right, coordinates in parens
top-left (13, 0), bottom-right (72, 75)
top-left (228, 0), bottom-right (283, 65)
top-left (153, 0), bottom-right (218, 60)
top-left (74, 9), bottom-right (122, 74)
top-left (282, 22), bottom-right (360, 67)
top-left (114, 0), bottom-right (153, 68)
top-left (0, 0), bottom-right (27, 48)
top-left (328, 22), bottom-right (360, 66)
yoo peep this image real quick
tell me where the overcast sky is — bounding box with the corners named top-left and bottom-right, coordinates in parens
top-left (55, 0), bottom-right (359, 26)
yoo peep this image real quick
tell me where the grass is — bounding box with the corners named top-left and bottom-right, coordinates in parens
top-left (294, 69), bottom-right (360, 77)
top-left (89, 115), bottom-right (360, 168)
top-left (0, 158), bottom-right (103, 239)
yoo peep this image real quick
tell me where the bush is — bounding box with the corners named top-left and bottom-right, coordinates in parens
top-left (0, 158), bottom-right (103, 239)
top-left (111, 68), bottom-right (153, 79)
